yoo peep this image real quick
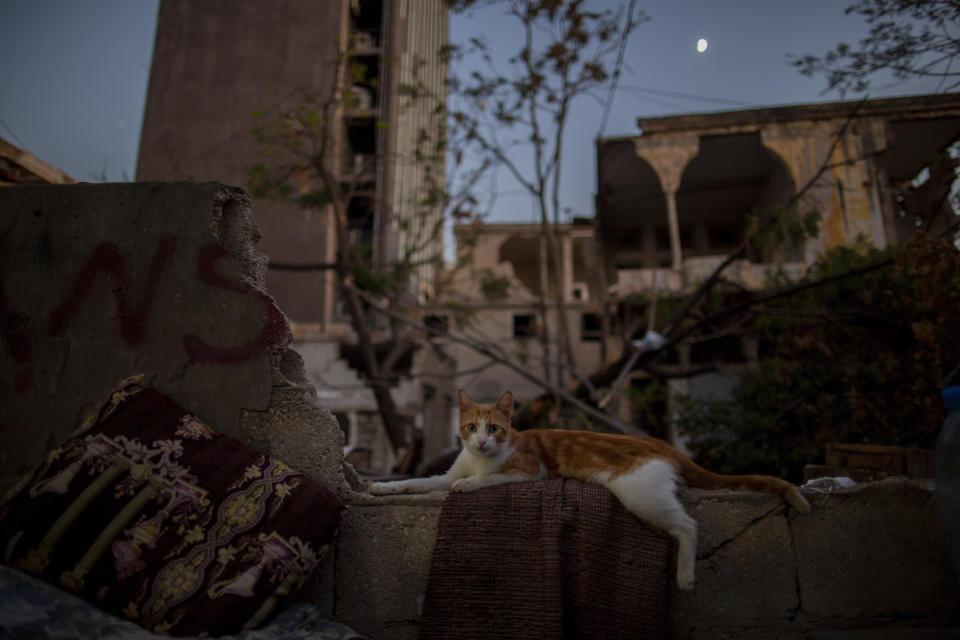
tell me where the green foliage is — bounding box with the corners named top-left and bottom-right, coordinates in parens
top-left (247, 163), bottom-right (273, 198)
top-left (478, 268), bottom-right (511, 301)
top-left (676, 233), bottom-right (960, 483)
top-left (790, 0), bottom-right (960, 95)
top-left (746, 203), bottom-right (822, 263)
top-left (627, 379), bottom-right (670, 439)
top-left (247, 162), bottom-right (295, 199)
top-left (298, 187), bottom-right (331, 209)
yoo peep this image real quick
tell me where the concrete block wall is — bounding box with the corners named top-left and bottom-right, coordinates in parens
top-left (335, 481), bottom-right (959, 640)
top-left (2, 184), bottom-right (957, 639)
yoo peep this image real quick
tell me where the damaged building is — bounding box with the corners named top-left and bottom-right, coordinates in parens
top-left (597, 93), bottom-right (960, 292)
top-left (439, 219), bottom-right (608, 401)
top-left (432, 93), bottom-right (960, 445)
top-left (138, 0), bottom-right (960, 473)
top-left (596, 93), bottom-right (960, 401)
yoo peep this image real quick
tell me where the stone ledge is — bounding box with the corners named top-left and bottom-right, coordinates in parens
top-left (345, 491), bottom-right (449, 507)
top-left (325, 480), bottom-right (959, 640)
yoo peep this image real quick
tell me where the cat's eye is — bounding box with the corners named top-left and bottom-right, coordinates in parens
top-left (489, 424), bottom-right (499, 433)
top-left (466, 423), bottom-right (477, 432)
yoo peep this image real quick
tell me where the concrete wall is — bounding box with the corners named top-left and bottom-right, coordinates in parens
top-left (2, 184), bottom-right (956, 640)
top-left (334, 481), bottom-right (959, 640)
top-left (0, 182), bottom-right (348, 498)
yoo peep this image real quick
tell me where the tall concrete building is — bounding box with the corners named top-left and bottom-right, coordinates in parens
top-left (137, 0), bottom-right (450, 472)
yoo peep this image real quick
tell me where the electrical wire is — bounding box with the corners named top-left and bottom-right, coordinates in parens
top-left (618, 84), bottom-right (756, 108)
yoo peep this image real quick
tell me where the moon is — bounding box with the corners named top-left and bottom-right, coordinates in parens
top-left (697, 38), bottom-right (708, 53)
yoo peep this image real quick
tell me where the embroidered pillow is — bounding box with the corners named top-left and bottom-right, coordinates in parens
top-left (0, 378), bottom-right (344, 637)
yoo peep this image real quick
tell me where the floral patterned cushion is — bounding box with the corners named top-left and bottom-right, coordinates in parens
top-left (0, 378), bottom-right (344, 637)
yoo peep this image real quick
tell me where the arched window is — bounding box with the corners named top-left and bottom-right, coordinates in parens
top-left (597, 140), bottom-right (669, 268)
top-left (677, 133), bottom-right (798, 263)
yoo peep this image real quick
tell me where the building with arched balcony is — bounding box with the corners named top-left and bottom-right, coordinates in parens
top-left (432, 94), bottom-right (960, 447)
top-left (591, 93), bottom-right (960, 438)
top-left (597, 93), bottom-right (960, 297)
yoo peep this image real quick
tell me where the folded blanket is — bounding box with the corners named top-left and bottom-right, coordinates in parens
top-left (419, 478), bottom-right (672, 640)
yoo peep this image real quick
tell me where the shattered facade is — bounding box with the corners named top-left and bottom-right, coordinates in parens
top-left (435, 94), bottom-right (960, 442)
top-left (597, 94), bottom-right (960, 295)
top-left (593, 94), bottom-right (960, 435)
top-left (437, 221), bottom-right (608, 407)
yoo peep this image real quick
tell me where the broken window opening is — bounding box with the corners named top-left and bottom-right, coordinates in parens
top-left (580, 312), bottom-right (603, 342)
top-left (498, 235), bottom-right (556, 297)
top-left (350, 0), bottom-right (383, 48)
top-left (346, 121), bottom-right (376, 155)
top-left (424, 314), bottom-right (449, 333)
top-left (347, 196), bottom-right (375, 247)
top-left (888, 131), bottom-right (960, 243)
top-left (513, 314), bottom-right (536, 339)
top-left (596, 140), bottom-right (670, 270)
top-left (347, 54), bottom-right (380, 112)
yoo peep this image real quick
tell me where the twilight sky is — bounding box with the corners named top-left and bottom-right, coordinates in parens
top-left (0, 1), bottom-right (946, 222)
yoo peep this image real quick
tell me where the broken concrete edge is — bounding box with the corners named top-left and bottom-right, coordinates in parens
top-left (343, 475), bottom-right (937, 510)
top-left (203, 183), bottom-right (297, 390)
top-left (200, 182), bottom-right (358, 496)
top-left (346, 490), bottom-right (448, 507)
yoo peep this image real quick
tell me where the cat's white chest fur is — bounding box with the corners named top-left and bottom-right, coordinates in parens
top-left (453, 438), bottom-right (514, 476)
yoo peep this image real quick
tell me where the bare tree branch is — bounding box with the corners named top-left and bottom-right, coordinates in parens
top-left (347, 282), bottom-right (648, 437)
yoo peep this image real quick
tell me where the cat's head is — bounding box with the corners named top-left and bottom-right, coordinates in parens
top-left (457, 389), bottom-right (513, 456)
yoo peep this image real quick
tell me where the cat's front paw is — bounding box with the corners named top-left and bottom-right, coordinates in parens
top-left (676, 568), bottom-right (696, 591)
top-left (451, 477), bottom-right (479, 493)
top-left (368, 481), bottom-right (400, 495)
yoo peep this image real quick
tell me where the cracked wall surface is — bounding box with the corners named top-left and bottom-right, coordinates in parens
top-left (0, 182), bottom-right (347, 497)
top-left (672, 480), bottom-right (959, 639)
top-left (337, 480), bottom-right (958, 640)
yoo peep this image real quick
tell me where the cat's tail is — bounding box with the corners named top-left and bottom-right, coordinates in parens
top-left (676, 458), bottom-right (811, 512)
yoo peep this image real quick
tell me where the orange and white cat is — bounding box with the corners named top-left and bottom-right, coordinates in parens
top-left (368, 389), bottom-right (810, 590)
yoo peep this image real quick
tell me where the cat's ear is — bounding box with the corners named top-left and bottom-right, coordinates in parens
top-left (495, 390), bottom-right (513, 418)
top-left (457, 389), bottom-right (474, 413)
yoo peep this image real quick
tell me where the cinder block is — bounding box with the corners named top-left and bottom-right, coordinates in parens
top-left (794, 479), bottom-right (957, 619)
top-left (334, 500), bottom-right (443, 639)
top-left (674, 490), bottom-right (799, 626)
